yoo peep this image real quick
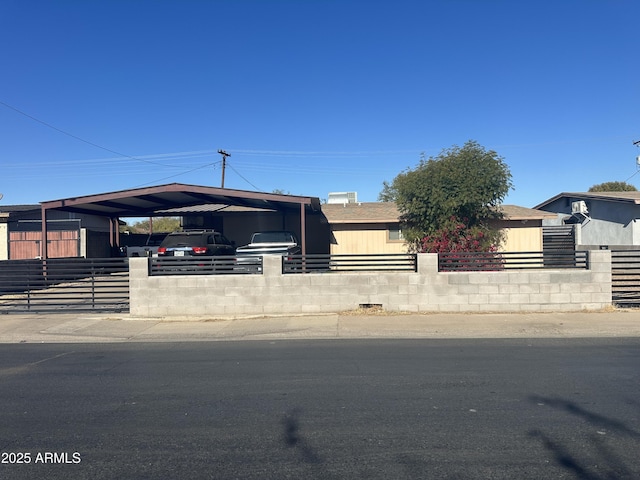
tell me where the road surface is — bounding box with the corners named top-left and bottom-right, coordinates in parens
top-left (1, 338), bottom-right (639, 479)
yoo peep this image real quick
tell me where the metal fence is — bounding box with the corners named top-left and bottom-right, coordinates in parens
top-left (611, 250), bottom-right (640, 307)
top-left (438, 250), bottom-right (589, 272)
top-left (148, 256), bottom-right (263, 275)
top-left (283, 254), bottom-right (417, 273)
top-left (0, 258), bottom-right (129, 313)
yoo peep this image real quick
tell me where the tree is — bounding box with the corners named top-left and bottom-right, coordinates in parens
top-left (419, 218), bottom-right (498, 254)
top-left (588, 181), bottom-right (637, 192)
top-left (379, 140), bottom-right (513, 251)
top-left (122, 217), bottom-right (181, 234)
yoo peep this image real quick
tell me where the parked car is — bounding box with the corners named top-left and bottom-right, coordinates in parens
top-left (234, 231), bottom-right (301, 272)
top-left (119, 233), bottom-right (167, 257)
top-left (235, 231), bottom-right (301, 258)
top-left (157, 230), bottom-right (236, 257)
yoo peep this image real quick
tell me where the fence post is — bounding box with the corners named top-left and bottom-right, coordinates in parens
top-left (263, 255), bottom-right (282, 277)
top-left (417, 253), bottom-right (438, 274)
top-left (90, 259), bottom-right (96, 310)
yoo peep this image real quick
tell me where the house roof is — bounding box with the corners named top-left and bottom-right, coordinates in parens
top-left (0, 205), bottom-right (40, 214)
top-left (321, 202), bottom-right (553, 224)
top-left (498, 204), bottom-right (557, 221)
top-left (0, 205), bottom-right (41, 221)
top-left (535, 192), bottom-right (640, 209)
top-left (321, 202), bottom-right (400, 224)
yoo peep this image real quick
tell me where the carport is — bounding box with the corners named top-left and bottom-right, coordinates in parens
top-left (39, 183), bottom-right (322, 259)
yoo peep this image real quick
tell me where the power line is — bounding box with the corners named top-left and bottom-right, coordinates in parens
top-left (0, 100), bottom-right (185, 168)
top-left (225, 161), bottom-right (260, 190)
top-left (627, 140), bottom-right (640, 182)
top-left (0, 100), bottom-right (408, 186)
top-left (132, 162), bottom-right (221, 188)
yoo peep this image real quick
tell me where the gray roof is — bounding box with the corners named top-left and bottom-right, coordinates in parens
top-left (535, 192), bottom-right (640, 209)
top-left (0, 204), bottom-right (40, 214)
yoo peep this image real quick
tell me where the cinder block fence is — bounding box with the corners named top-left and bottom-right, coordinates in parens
top-left (128, 250), bottom-right (612, 317)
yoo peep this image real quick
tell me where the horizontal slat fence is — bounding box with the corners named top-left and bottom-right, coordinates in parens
top-left (283, 254), bottom-right (417, 273)
top-left (438, 250), bottom-right (589, 272)
top-left (149, 256), bottom-right (263, 275)
top-left (543, 226), bottom-right (575, 251)
top-left (0, 258), bottom-right (129, 313)
top-left (611, 250), bottom-right (640, 307)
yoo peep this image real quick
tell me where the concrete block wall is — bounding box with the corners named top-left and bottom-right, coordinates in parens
top-left (129, 250), bottom-right (612, 317)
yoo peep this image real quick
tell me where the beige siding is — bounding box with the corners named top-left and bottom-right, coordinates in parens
top-left (0, 223), bottom-right (8, 260)
top-left (331, 224), bottom-right (544, 255)
top-left (330, 225), bottom-right (406, 255)
top-left (500, 226), bottom-right (543, 252)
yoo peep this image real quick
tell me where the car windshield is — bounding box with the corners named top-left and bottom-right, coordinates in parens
top-left (160, 233), bottom-right (202, 248)
top-left (252, 232), bottom-right (294, 243)
top-left (122, 233), bottom-right (166, 247)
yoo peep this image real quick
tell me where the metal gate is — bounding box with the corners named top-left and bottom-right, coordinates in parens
top-left (0, 258), bottom-right (129, 313)
top-left (611, 250), bottom-right (640, 307)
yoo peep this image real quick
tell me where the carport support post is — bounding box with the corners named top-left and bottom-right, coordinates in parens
top-left (300, 203), bottom-right (306, 256)
top-left (111, 217), bottom-right (120, 253)
top-left (40, 205), bottom-right (48, 259)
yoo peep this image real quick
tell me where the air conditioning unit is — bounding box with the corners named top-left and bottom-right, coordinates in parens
top-left (571, 200), bottom-right (588, 215)
top-left (328, 192), bottom-right (358, 204)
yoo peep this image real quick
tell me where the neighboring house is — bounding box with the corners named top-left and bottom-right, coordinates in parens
top-left (321, 202), bottom-right (405, 255)
top-left (320, 202), bottom-right (554, 254)
top-left (0, 205), bottom-right (113, 260)
top-left (535, 192), bottom-right (640, 250)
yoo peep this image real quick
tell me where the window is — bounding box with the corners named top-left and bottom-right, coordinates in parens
top-left (388, 225), bottom-right (404, 242)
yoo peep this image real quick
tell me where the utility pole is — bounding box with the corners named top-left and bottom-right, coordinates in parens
top-left (218, 150), bottom-right (230, 188)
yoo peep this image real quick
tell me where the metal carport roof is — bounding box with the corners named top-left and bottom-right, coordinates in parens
top-left (39, 183), bottom-right (322, 258)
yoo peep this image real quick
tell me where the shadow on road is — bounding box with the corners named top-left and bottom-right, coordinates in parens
top-left (281, 408), bottom-right (323, 464)
top-left (528, 395), bottom-right (640, 479)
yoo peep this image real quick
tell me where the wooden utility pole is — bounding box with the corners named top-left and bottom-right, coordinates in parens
top-left (218, 150), bottom-right (230, 187)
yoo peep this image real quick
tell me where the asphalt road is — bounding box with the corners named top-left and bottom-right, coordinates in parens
top-left (1, 339), bottom-right (639, 480)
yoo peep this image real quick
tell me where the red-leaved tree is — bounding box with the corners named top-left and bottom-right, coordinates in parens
top-left (419, 217), bottom-right (498, 253)
top-left (420, 217), bottom-right (504, 271)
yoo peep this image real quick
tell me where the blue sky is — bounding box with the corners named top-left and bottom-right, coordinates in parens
top-left (1, 0), bottom-right (638, 209)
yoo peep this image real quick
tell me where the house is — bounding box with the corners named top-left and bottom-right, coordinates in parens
top-left (320, 202), bottom-right (555, 254)
top-left (492, 205), bottom-right (558, 252)
top-left (535, 191), bottom-right (640, 250)
top-left (321, 202), bottom-right (405, 255)
top-left (1, 182), bottom-right (556, 259)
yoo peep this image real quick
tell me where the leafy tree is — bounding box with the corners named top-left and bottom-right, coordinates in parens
top-left (380, 141), bottom-right (513, 251)
top-left (588, 181), bottom-right (637, 192)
